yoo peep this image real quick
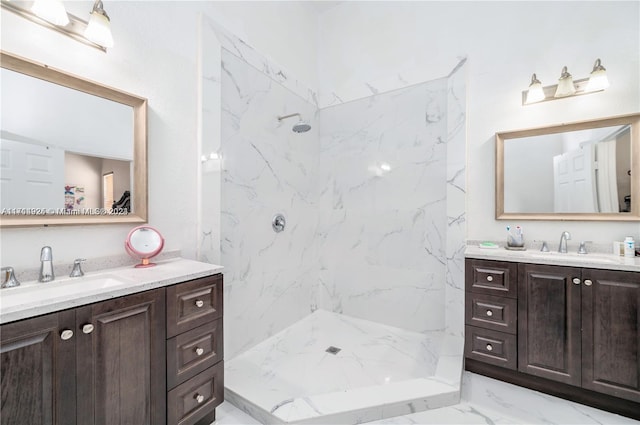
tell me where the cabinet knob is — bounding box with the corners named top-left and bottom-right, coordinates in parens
top-left (584, 279), bottom-right (593, 286)
top-left (486, 275), bottom-right (493, 282)
top-left (82, 324), bottom-right (94, 334)
top-left (486, 344), bottom-right (493, 351)
top-left (486, 310), bottom-right (493, 317)
top-left (194, 393), bottom-right (205, 404)
top-left (572, 278), bottom-right (581, 285)
top-left (195, 300), bottom-right (204, 308)
top-left (60, 329), bottom-right (74, 340)
top-left (195, 347), bottom-right (204, 356)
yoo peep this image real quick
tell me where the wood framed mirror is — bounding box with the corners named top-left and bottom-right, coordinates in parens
top-left (496, 113), bottom-right (640, 221)
top-left (0, 51), bottom-right (147, 227)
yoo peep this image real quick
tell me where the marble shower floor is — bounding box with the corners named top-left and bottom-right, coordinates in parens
top-left (225, 310), bottom-right (460, 424)
top-left (215, 372), bottom-right (640, 425)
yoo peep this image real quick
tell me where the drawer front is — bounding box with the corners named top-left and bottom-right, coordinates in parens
top-left (465, 259), bottom-right (517, 298)
top-left (167, 319), bottom-right (224, 389)
top-left (465, 325), bottom-right (516, 370)
top-left (167, 362), bottom-right (224, 425)
top-left (465, 292), bottom-right (517, 334)
top-left (167, 274), bottom-right (223, 338)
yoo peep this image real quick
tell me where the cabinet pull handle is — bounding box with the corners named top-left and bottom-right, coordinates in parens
top-left (82, 324), bottom-right (94, 334)
top-left (195, 347), bottom-right (204, 356)
top-left (486, 344), bottom-right (493, 351)
top-left (486, 310), bottom-right (493, 317)
top-left (572, 278), bottom-right (581, 285)
top-left (486, 275), bottom-right (493, 282)
top-left (60, 329), bottom-right (74, 340)
top-left (194, 393), bottom-right (205, 404)
top-left (195, 300), bottom-right (205, 308)
top-left (584, 279), bottom-right (593, 286)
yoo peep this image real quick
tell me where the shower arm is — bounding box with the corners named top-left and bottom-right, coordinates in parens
top-left (277, 113), bottom-right (301, 121)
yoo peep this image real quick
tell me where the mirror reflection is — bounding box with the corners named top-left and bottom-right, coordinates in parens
top-left (504, 125), bottom-right (631, 214)
top-left (1, 67), bottom-right (133, 214)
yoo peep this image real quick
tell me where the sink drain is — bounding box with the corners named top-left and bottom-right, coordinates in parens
top-left (325, 346), bottom-right (341, 355)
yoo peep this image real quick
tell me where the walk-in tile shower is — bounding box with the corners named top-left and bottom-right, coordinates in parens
top-left (200, 17), bottom-right (466, 424)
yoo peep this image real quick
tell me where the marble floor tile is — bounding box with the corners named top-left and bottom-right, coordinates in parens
top-left (213, 372), bottom-right (639, 425)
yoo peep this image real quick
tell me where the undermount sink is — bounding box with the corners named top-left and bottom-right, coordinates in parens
top-left (526, 252), bottom-right (621, 264)
top-left (0, 275), bottom-right (133, 310)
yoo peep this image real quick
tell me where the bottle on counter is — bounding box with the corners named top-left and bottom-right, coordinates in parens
top-left (624, 236), bottom-right (635, 258)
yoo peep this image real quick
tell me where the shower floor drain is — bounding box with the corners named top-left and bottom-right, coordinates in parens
top-left (325, 346), bottom-right (341, 355)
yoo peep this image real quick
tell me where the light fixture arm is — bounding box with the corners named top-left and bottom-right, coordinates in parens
top-left (91, 0), bottom-right (110, 21)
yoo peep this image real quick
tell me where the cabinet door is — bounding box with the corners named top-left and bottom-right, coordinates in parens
top-left (75, 289), bottom-right (166, 425)
top-left (582, 269), bottom-right (640, 402)
top-left (518, 263), bottom-right (582, 386)
top-left (0, 310), bottom-right (76, 425)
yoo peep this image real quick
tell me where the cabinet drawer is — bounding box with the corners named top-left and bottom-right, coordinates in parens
top-left (465, 259), bottom-right (517, 298)
top-left (167, 274), bottom-right (222, 338)
top-left (465, 292), bottom-right (517, 334)
top-left (167, 319), bottom-right (224, 389)
top-left (167, 362), bottom-right (223, 425)
top-left (465, 325), bottom-right (516, 370)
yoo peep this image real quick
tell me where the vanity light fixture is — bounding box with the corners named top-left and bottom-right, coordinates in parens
top-left (31, 0), bottom-right (69, 26)
top-left (525, 74), bottom-right (545, 104)
top-left (0, 0), bottom-right (114, 52)
top-left (522, 59), bottom-right (609, 105)
top-left (85, 0), bottom-right (114, 48)
top-left (554, 66), bottom-right (576, 98)
top-left (586, 58), bottom-right (610, 91)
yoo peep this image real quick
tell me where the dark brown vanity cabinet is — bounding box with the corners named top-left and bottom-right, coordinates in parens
top-left (0, 310), bottom-right (77, 425)
top-left (465, 258), bottom-right (640, 418)
top-left (0, 273), bottom-right (224, 425)
top-left (518, 263), bottom-right (582, 386)
top-left (166, 274), bottom-right (224, 425)
top-left (0, 288), bottom-right (165, 425)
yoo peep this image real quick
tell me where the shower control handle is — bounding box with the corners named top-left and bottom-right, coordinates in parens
top-left (272, 214), bottom-right (286, 233)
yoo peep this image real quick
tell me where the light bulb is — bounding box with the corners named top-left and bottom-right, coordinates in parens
top-left (525, 73), bottom-right (545, 104)
top-left (31, 0), bottom-right (69, 26)
top-left (554, 66), bottom-right (576, 98)
top-left (84, 1), bottom-right (114, 48)
top-left (586, 59), bottom-right (609, 92)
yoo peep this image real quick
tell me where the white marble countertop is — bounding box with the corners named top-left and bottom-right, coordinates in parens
top-left (0, 257), bottom-right (223, 324)
top-left (465, 245), bottom-right (640, 272)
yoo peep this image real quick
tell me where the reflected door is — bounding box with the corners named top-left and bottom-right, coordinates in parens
top-left (553, 146), bottom-right (597, 213)
top-left (0, 139), bottom-right (64, 209)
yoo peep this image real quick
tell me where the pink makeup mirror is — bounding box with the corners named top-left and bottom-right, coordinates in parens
top-left (125, 225), bottom-right (164, 268)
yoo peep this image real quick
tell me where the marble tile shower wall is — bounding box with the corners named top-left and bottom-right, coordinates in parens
top-left (315, 80), bottom-right (450, 333)
top-left (221, 50), bottom-right (320, 358)
top-left (445, 60), bottom-right (467, 339)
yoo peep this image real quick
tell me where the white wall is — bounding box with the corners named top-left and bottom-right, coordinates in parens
top-left (0, 1), bottom-right (320, 270)
top-left (318, 1), bottom-right (640, 245)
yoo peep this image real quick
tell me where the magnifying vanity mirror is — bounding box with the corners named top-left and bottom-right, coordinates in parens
top-left (0, 51), bottom-right (147, 227)
top-left (496, 113), bottom-right (639, 221)
top-left (125, 225), bottom-right (164, 268)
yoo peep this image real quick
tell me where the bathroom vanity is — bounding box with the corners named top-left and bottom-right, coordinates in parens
top-left (464, 247), bottom-right (640, 419)
top-left (0, 258), bottom-right (223, 425)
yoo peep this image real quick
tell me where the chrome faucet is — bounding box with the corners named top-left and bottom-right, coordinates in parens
top-left (1, 267), bottom-right (20, 288)
top-left (558, 231), bottom-right (571, 253)
top-left (39, 246), bottom-right (55, 282)
top-left (69, 258), bottom-right (86, 277)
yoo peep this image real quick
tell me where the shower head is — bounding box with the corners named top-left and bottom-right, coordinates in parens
top-left (292, 120), bottom-right (311, 133)
top-left (277, 112), bottom-right (312, 133)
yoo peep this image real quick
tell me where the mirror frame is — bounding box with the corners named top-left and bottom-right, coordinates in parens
top-left (0, 51), bottom-right (148, 227)
top-left (496, 113), bottom-right (640, 221)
